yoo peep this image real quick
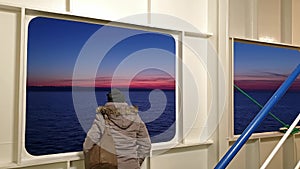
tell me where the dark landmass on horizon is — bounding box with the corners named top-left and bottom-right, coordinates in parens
top-left (27, 86), bottom-right (175, 92)
top-left (234, 80), bottom-right (300, 91)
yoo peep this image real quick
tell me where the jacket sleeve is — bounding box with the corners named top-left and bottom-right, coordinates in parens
top-left (83, 113), bottom-right (104, 152)
top-left (136, 115), bottom-right (151, 163)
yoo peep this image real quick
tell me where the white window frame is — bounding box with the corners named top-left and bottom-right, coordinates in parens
top-left (230, 37), bottom-right (300, 140)
top-left (19, 10), bottom-right (183, 164)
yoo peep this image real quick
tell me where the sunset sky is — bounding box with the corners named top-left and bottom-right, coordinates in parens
top-left (234, 42), bottom-right (300, 90)
top-left (27, 17), bottom-right (176, 89)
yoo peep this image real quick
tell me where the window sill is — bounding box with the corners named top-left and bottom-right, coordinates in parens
top-left (3, 140), bottom-right (214, 168)
top-left (228, 130), bottom-right (300, 142)
top-left (152, 140), bottom-right (214, 152)
top-left (175, 140), bottom-right (214, 149)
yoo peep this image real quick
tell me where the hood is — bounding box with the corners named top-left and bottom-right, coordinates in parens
top-left (98, 102), bottom-right (138, 129)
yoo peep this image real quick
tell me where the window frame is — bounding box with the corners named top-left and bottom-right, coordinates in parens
top-left (20, 11), bottom-right (183, 162)
top-left (230, 37), bottom-right (300, 140)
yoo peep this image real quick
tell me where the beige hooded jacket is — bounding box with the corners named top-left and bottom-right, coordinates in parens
top-left (83, 102), bottom-right (151, 169)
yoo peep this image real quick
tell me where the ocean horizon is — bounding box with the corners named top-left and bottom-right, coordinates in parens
top-left (25, 89), bottom-right (176, 155)
top-left (25, 87), bottom-right (300, 155)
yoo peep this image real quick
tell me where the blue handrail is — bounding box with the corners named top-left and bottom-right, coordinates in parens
top-left (215, 64), bottom-right (300, 169)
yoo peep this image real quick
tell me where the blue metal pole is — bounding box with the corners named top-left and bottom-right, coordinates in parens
top-left (215, 64), bottom-right (300, 169)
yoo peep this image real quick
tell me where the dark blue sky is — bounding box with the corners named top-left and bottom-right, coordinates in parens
top-left (27, 17), bottom-right (176, 89)
top-left (234, 42), bottom-right (300, 90)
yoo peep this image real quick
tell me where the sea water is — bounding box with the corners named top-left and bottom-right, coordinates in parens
top-left (234, 90), bottom-right (300, 135)
top-left (25, 90), bottom-right (175, 155)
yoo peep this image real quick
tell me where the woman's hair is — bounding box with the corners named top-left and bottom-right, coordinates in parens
top-left (106, 88), bottom-right (126, 102)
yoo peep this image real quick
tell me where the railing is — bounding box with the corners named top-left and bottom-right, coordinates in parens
top-left (215, 64), bottom-right (300, 169)
top-left (260, 113), bottom-right (300, 169)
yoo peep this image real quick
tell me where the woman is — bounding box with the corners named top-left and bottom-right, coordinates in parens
top-left (83, 89), bottom-right (151, 169)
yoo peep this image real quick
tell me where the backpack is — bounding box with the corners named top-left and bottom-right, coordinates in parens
top-left (84, 117), bottom-right (118, 169)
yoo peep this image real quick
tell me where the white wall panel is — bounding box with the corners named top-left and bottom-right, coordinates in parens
top-left (22, 162), bottom-right (67, 169)
top-left (230, 0), bottom-right (282, 42)
top-left (71, 0), bottom-right (147, 23)
top-left (292, 0), bottom-right (300, 45)
top-left (229, 0), bottom-right (258, 39)
top-left (0, 0), bottom-right (67, 12)
top-left (0, 143), bottom-right (14, 165)
top-left (260, 137), bottom-right (283, 169)
top-left (229, 0), bottom-right (247, 38)
top-left (182, 36), bottom-right (208, 143)
top-left (151, 147), bottom-right (208, 169)
top-left (257, 0), bottom-right (281, 42)
top-left (151, 0), bottom-right (208, 33)
top-left (0, 8), bottom-right (19, 164)
top-left (295, 135), bottom-right (300, 162)
top-left (281, 0), bottom-right (292, 44)
top-left (228, 140), bottom-right (260, 169)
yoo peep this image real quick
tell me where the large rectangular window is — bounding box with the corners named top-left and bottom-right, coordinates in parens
top-left (233, 40), bottom-right (300, 135)
top-left (26, 17), bottom-right (176, 155)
